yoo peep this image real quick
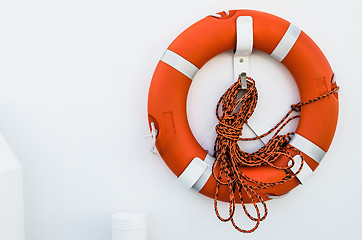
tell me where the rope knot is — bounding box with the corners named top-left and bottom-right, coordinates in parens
top-left (291, 102), bottom-right (302, 112)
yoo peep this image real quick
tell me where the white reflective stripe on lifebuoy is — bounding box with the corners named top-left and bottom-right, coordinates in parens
top-left (270, 24), bottom-right (301, 62)
top-left (160, 49), bottom-right (199, 80)
top-left (290, 155), bottom-right (314, 184)
top-left (178, 157), bottom-right (208, 189)
top-left (289, 133), bottom-right (326, 163)
top-left (193, 154), bottom-right (215, 191)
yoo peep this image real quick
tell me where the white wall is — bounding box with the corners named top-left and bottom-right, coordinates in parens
top-left (0, 0), bottom-right (361, 239)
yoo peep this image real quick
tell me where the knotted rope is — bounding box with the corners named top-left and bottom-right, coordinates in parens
top-left (212, 76), bottom-right (339, 233)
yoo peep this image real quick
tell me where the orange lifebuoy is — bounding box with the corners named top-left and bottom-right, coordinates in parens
top-left (147, 10), bottom-right (339, 203)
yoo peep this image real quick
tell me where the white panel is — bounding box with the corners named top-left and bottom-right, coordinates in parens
top-left (192, 154), bottom-right (215, 191)
top-left (270, 24), bottom-right (301, 62)
top-left (289, 133), bottom-right (326, 163)
top-left (177, 157), bottom-right (208, 189)
top-left (0, 133), bottom-right (24, 240)
top-left (290, 155), bottom-right (314, 184)
top-left (160, 49), bottom-right (199, 79)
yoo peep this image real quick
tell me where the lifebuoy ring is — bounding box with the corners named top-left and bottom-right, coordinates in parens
top-left (147, 10), bottom-right (339, 204)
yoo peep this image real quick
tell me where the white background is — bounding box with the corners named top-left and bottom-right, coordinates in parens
top-left (0, 0), bottom-right (361, 239)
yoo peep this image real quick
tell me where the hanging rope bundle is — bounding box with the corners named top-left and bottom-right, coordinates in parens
top-left (212, 76), bottom-right (339, 233)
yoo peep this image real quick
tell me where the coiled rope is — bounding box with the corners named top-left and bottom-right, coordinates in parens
top-left (212, 76), bottom-right (339, 233)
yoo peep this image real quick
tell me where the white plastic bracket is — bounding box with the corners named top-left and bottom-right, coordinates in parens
top-left (233, 16), bottom-right (253, 88)
top-left (233, 16), bottom-right (266, 145)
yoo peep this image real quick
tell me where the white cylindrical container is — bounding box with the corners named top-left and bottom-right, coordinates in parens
top-left (0, 133), bottom-right (24, 240)
top-left (112, 212), bottom-right (146, 240)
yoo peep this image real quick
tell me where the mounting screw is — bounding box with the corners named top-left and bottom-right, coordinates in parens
top-left (239, 58), bottom-right (244, 63)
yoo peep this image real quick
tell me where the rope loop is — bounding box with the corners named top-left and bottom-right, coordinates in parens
top-left (215, 122), bottom-right (243, 141)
